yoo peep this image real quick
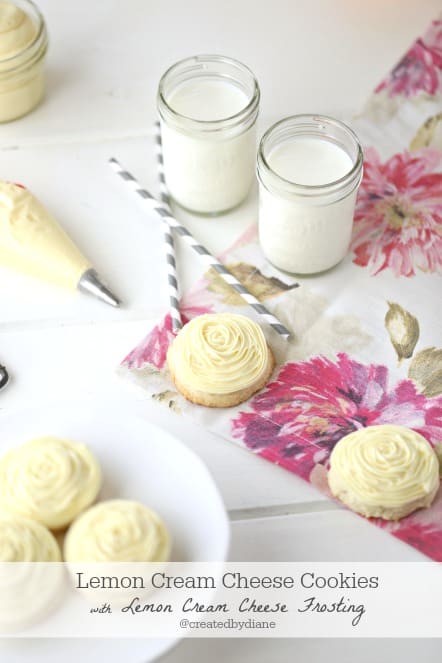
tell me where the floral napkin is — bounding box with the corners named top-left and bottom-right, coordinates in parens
top-left (119, 15), bottom-right (442, 561)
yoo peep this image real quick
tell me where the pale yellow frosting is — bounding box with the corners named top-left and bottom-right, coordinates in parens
top-left (0, 182), bottom-right (91, 288)
top-left (328, 425), bottom-right (440, 519)
top-left (0, 513), bottom-right (61, 561)
top-left (64, 500), bottom-right (171, 563)
top-left (0, 2), bottom-right (36, 59)
top-left (0, 437), bottom-right (102, 530)
top-left (167, 313), bottom-right (269, 394)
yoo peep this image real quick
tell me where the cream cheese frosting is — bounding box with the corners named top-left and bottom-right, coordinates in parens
top-left (0, 2), bottom-right (36, 60)
top-left (0, 513), bottom-right (61, 561)
top-left (64, 499), bottom-right (171, 563)
top-left (0, 513), bottom-right (63, 631)
top-left (0, 437), bottom-right (102, 530)
top-left (0, 1), bottom-right (47, 123)
top-left (328, 424), bottom-right (440, 520)
top-left (0, 182), bottom-right (91, 288)
top-left (167, 313), bottom-right (269, 395)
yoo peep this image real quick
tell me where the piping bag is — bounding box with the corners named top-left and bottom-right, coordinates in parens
top-left (0, 181), bottom-right (120, 307)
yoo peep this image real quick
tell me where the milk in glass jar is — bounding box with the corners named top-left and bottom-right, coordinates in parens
top-left (157, 55), bottom-right (260, 215)
top-left (257, 115), bottom-right (363, 274)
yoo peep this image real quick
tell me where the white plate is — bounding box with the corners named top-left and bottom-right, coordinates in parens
top-left (0, 403), bottom-right (230, 663)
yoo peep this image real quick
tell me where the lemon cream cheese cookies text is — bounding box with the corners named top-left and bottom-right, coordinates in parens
top-left (167, 313), bottom-right (274, 407)
top-left (0, 436), bottom-right (102, 529)
top-left (328, 425), bottom-right (440, 520)
top-left (64, 499), bottom-right (171, 563)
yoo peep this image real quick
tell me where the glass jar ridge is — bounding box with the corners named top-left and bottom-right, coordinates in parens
top-left (157, 54), bottom-right (260, 215)
top-left (257, 114), bottom-right (363, 204)
top-left (257, 114), bottom-right (364, 275)
top-left (157, 54), bottom-right (260, 137)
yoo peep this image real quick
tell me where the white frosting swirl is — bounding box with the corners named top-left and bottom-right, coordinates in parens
top-left (0, 2), bottom-right (36, 59)
top-left (64, 500), bottom-right (171, 563)
top-left (329, 425), bottom-right (439, 513)
top-left (0, 437), bottom-right (102, 530)
top-left (0, 182), bottom-right (91, 288)
top-left (167, 313), bottom-right (269, 394)
top-left (0, 513), bottom-right (61, 561)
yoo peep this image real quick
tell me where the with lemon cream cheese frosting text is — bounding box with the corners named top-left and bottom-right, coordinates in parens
top-left (328, 425), bottom-right (440, 520)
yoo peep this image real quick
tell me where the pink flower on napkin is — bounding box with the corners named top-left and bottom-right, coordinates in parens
top-left (122, 286), bottom-right (214, 370)
top-left (232, 353), bottom-right (442, 481)
top-left (351, 147), bottom-right (442, 277)
top-left (375, 18), bottom-right (442, 97)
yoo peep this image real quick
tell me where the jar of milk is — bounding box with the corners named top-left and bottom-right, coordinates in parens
top-left (157, 54), bottom-right (260, 215)
top-left (257, 115), bottom-right (363, 274)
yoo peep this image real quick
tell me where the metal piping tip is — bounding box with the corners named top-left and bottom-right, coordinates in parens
top-left (77, 268), bottom-right (121, 308)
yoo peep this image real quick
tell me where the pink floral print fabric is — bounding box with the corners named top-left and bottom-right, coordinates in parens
top-left (375, 18), bottom-right (442, 97)
top-left (351, 147), bottom-right (442, 276)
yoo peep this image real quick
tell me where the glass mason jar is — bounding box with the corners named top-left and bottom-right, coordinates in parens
top-left (257, 115), bottom-right (363, 274)
top-left (0, 0), bottom-right (48, 123)
top-left (157, 54), bottom-right (260, 215)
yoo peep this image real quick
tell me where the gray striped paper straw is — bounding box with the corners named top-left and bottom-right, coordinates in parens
top-left (154, 121), bottom-right (182, 332)
top-left (109, 157), bottom-right (291, 340)
top-left (154, 121), bottom-right (171, 206)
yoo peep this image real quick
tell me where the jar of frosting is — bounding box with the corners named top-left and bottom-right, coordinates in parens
top-left (157, 54), bottom-right (260, 215)
top-left (0, 0), bottom-right (48, 123)
top-left (257, 115), bottom-right (363, 274)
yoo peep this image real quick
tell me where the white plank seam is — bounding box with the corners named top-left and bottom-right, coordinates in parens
top-left (228, 500), bottom-right (342, 522)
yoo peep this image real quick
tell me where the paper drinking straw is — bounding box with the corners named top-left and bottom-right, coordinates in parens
top-left (150, 122), bottom-right (182, 331)
top-left (109, 157), bottom-right (291, 340)
top-left (154, 121), bottom-right (171, 207)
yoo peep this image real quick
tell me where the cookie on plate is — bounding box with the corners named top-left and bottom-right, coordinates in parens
top-left (0, 436), bottom-right (102, 530)
top-left (0, 513), bottom-right (61, 561)
top-left (64, 499), bottom-right (171, 563)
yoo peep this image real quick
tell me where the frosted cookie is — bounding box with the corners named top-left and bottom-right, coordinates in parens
top-left (0, 513), bottom-right (61, 562)
top-left (0, 514), bottom-right (63, 631)
top-left (328, 425), bottom-right (440, 521)
top-left (0, 437), bottom-right (102, 530)
top-left (64, 499), bottom-right (171, 563)
top-left (167, 313), bottom-right (274, 407)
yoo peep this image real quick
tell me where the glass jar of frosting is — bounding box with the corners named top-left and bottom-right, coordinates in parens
top-left (157, 54), bottom-right (260, 215)
top-left (257, 115), bottom-right (363, 274)
top-left (0, 0), bottom-right (48, 123)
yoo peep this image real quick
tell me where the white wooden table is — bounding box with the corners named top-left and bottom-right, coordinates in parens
top-left (0, 1), bottom-right (440, 660)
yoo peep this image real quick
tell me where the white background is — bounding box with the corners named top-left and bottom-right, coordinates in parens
top-left (0, 1), bottom-right (441, 661)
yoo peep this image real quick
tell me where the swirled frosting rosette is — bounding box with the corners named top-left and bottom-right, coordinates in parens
top-left (64, 499), bottom-right (171, 563)
top-left (0, 514), bottom-right (64, 631)
top-left (0, 437), bottom-right (102, 529)
top-left (0, 513), bottom-right (61, 562)
top-left (167, 313), bottom-right (274, 407)
top-left (328, 425), bottom-right (440, 520)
